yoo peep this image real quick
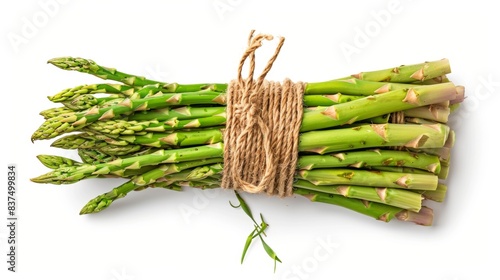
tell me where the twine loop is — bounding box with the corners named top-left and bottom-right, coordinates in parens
top-left (221, 31), bottom-right (304, 197)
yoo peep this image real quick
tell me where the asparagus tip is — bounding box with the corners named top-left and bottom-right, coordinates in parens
top-left (47, 56), bottom-right (97, 73)
top-left (79, 205), bottom-right (95, 215)
top-left (80, 193), bottom-right (116, 215)
top-left (36, 155), bottom-right (57, 169)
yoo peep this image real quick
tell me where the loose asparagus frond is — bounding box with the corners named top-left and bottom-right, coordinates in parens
top-left (230, 191), bottom-right (281, 271)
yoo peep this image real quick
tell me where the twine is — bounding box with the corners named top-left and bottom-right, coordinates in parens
top-left (221, 30), bottom-right (304, 197)
top-left (390, 111), bottom-right (405, 124)
top-left (390, 111), bottom-right (405, 150)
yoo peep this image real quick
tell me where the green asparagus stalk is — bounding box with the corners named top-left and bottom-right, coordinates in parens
top-left (128, 106), bottom-right (227, 122)
top-left (38, 153), bottom-right (156, 178)
top-left (154, 166), bottom-right (222, 185)
top-left (303, 94), bottom-right (363, 106)
top-left (417, 130), bottom-right (455, 162)
top-left (61, 94), bottom-right (99, 110)
top-left (51, 132), bottom-right (131, 149)
top-left (173, 178), bottom-right (222, 189)
top-left (31, 91), bottom-right (226, 140)
top-left (68, 95), bottom-right (135, 110)
top-left (294, 188), bottom-right (433, 225)
top-left (297, 149), bottom-right (441, 174)
top-left (127, 100), bottom-right (448, 128)
top-left (49, 57), bottom-right (449, 95)
top-left (413, 75), bottom-right (449, 85)
top-left (403, 105), bottom-right (450, 123)
top-left (77, 147), bottom-right (158, 165)
top-left (40, 107), bottom-right (74, 119)
top-left (306, 78), bottom-right (418, 95)
top-left (438, 162), bottom-right (450, 180)
top-left (96, 145), bottom-right (144, 156)
top-left (48, 57), bottom-right (227, 92)
top-left (78, 148), bottom-right (115, 164)
top-left (48, 84), bottom-right (137, 102)
top-left (31, 143), bottom-right (224, 184)
top-left (414, 183), bottom-right (447, 202)
top-left (341, 58), bottom-right (451, 83)
top-left (301, 82), bottom-right (460, 131)
top-left (293, 179), bottom-right (422, 212)
top-left (297, 169), bottom-right (438, 190)
top-left (86, 116), bottom-right (226, 135)
top-left (36, 155), bottom-right (83, 169)
top-left (298, 123), bottom-right (450, 154)
top-left (110, 128), bottom-right (224, 147)
top-left (79, 160), bottom-right (223, 214)
top-left (369, 166), bottom-right (433, 176)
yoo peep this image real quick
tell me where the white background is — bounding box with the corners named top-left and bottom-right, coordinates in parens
top-left (1, 1), bottom-right (499, 279)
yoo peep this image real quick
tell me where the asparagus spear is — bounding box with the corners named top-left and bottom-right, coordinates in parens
top-left (297, 169), bottom-right (438, 190)
top-left (31, 143), bottom-right (224, 184)
top-left (301, 82), bottom-right (460, 131)
top-left (293, 180), bottom-right (422, 211)
top-left (79, 160), bottom-right (223, 214)
top-left (49, 57), bottom-right (450, 94)
top-left (414, 183), bottom-right (447, 202)
top-left (297, 149), bottom-right (441, 174)
top-left (306, 78), bottom-right (418, 95)
top-left (36, 155), bottom-right (83, 169)
top-left (109, 129), bottom-right (224, 147)
top-left (78, 148), bottom-right (115, 164)
top-left (51, 132), bottom-right (130, 149)
top-left (77, 147), bottom-right (158, 165)
top-left (86, 116), bottom-right (226, 135)
top-left (31, 91), bottom-right (226, 140)
top-left (343, 58), bottom-right (451, 83)
top-left (298, 123), bottom-right (450, 154)
top-left (403, 105), bottom-right (450, 123)
top-left (294, 188), bottom-right (433, 225)
top-left (48, 57), bottom-right (227, 92)
top-left (40, 107), bottom-right (74, 119)
top-left (61, 94), bottom-right (99, 110)
top-left (128, 106), bottom-right (227, 122)
top-left (48, 84), bottom-right (137, 102)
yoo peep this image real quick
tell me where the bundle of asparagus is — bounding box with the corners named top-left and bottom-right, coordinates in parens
top-left (31, 51), bottom-right (463, 227)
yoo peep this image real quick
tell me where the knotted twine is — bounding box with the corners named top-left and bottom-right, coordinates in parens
top-left (221, 31), bottom-right (304, 197)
